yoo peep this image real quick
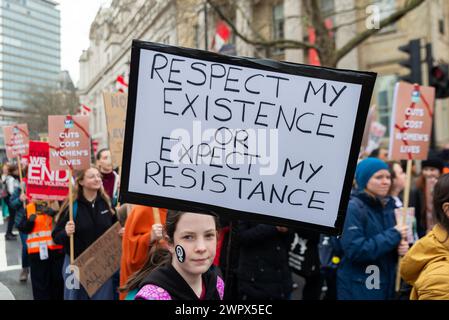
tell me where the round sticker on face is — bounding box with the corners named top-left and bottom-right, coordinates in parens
top-left (175, 245), bottom-right (185, 263)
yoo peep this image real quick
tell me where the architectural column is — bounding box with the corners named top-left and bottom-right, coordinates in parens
top-left (334, 0), bottom-right (359, 69)
top-left (235, 0), bottom-right (255, 57)
top-left (283, 0), bottom-right (303, 63)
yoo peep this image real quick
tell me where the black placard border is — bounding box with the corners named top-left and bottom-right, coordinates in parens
top-left (119, 40), bottom-right (377, 236)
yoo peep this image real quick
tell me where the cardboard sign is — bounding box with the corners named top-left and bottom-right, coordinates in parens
top-left (389, 82), bottom-right (435, 160)
top-left (120, 41), bottom-right (377, 235)
top-left (394, 207), bottom-right (418, 244)
top-left (365, 121), bottom-right (387, 155)
top-left (360, 105), bottom-right (376, 153)
top-left (26, 141), bottom-right (69, 201)
top-left (73, 222), bottom-right (122, 298)
top-left (48, 115), bottom-right (91, 171)
top-left (3, 124), bottom-right (29, 159)
top-left (103, 92), bottom-right (127, 168)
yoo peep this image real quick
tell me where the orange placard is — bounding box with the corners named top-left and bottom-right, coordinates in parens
top-left (388, 82), bottom-right (435, 160)
top-left (48, 115), bottom-right (91, 171)
top-left (2, 124), bottom-right (29, 159)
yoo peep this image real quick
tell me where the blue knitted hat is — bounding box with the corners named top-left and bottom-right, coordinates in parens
top-left (355, 157), bottom-right (389, 191)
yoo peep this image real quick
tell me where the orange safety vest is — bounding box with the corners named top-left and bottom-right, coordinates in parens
top-left (26, 203), bottom-right (63, 254)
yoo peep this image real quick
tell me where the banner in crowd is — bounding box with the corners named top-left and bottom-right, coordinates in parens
top-left (73, 222), bottom-right (122, 297)
top-left (389, 82), bottom-right (435, 160)
top-left (48, 115), bottom-right (91, 171)
top-left (366, 121), bottom-right (387, 155)
top-left (3, 124), bottom-right (29, 159)
top-left (120, 41), bottom-right (377, 234)
top-left (360, 105), bottom-right (376, 154)
top-left (103, 92), bottom-right (127, 168)
top-left (26, 141), bottom-right (69, 201)
top-left (394, 207), bottom-right (418, 244)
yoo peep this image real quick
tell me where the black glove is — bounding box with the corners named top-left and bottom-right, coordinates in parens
top-left (29, 214), bottom-right (37, 222)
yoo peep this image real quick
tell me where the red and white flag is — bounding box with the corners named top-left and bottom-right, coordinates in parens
top-left (211, 20), bottom-right (231, 52)
top-left (116, 74), bottom-right (128, 93)
top-left (78, 104), bottom-right (91, 116)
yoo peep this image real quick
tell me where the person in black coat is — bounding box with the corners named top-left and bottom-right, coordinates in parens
top-left (409, 159), bottom-right (444, 238)
top-left (52, 166), bottom-right (117, 300)
top-left (235, 221), bottom-right (294, 300)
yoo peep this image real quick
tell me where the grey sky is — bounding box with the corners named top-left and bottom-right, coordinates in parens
top-left (56, 0), bottom-right (112, 86)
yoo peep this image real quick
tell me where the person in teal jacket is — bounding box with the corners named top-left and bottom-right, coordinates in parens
top-left (337, 158), bottom-right (409, 300)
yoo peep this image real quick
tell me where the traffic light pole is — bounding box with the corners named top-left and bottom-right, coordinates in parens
top-left (424, 43), bottom-right (436, 150)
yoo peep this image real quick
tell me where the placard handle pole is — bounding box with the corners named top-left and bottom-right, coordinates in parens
top-left (69, 169), bottom-right (75, 265)
top-left (395, 159), bottom-right (413, 293)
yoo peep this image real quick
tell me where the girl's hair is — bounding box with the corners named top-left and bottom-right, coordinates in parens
top-left (433, 173), bottom-right (449, 236)
top-left (119, 210), bottom-right (220, 294)
top-left (387, 161), bottom-right (400, 195)
top-left (96, 148), bottom-right (109, 161)
top-left (55, 165), bottom-right (113, 222)
top-left (415, 173), bottom-right (432, 230)
top-left (8, 163), bottom-right (18, 176)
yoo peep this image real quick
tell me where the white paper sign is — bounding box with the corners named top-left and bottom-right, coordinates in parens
top-left (122, 42), bottom-right (376, 233)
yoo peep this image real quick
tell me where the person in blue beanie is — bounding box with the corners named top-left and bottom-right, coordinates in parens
top-left (337, 158), bottom-right (409, 300)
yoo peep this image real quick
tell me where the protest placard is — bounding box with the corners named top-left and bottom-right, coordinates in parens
top-left (73, 222), bottom-right (122, 298)
top-left (120, 41), bottom-right (377, 234)
top-left (103, 92), bottom-right (127, 168)
top-left (48, 115), bottom-right (91, 171)
top-left (3, 124), bottom-right (29, 159)
top-left (365, 121), bottom-right (387, 155)
top-left (360, 105), bottom-right (376, 153)
top-left (394, 207), bottom-right (418, 244)
top-left (389, 82), bottom-right (435, 160)
top-left (26, 141), bottom-right (69, 201)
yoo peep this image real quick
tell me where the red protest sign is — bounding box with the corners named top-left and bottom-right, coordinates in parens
top-left (26, 141), bottom-right (69, 201)
top-left (389, 82), bottom-right (435, 160)
top-left (48, 115), bottom-right (91, 171)
top-left (2, 124), bottom-right (29, 159)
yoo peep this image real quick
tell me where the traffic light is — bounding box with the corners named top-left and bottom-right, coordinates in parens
top-left (429, 64), bottom-right (449, 98)
top-left (398, 39), bottom-right (422, 84)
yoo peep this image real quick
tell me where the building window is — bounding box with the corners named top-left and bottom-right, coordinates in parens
top-left (320, 0), bottom-right (334, 17)
top-left (194, 24), bottom-right (200, 49)
top-left (375, 74), bottom-right (398, 136)
top-left (272, 4), bottom-right (284, 40)
top-left (376, 0), bottom-right (397, 34)
top-left (272, 4), bottom-right (284, 55)
top-left (439, 19), bottom-right (445, 35)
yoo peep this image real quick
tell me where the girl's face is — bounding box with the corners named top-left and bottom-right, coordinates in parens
top-left (97, 150), bottom-right (113, 173)
top-left (422, 167), bottom-right (440, 180)
top-left (366, 169), bottom-right (391, 197)
top-left (79, 168), bottom-right (102, 191)
top-left (169, 213), bottom-right (217, 277)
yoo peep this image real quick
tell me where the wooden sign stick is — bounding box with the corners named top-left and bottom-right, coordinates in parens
top-left (69, 169), bottom-right (75, 265)
top-left (395, 159), bottom-right (413, 292)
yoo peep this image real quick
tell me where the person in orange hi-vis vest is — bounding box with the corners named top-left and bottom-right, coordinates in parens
top-left (18, 200), bottom-right (64, 300)
top-left (119, 205), bottom-right (167, 300)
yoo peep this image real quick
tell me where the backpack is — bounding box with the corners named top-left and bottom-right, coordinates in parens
top-left (318, 196), bottom-right (368, 271)
top-left (0, 180), bottom-right (7, 199)
top-left (318, 235), bottom-right (342, 271)
top-left (73, 201), bottom-right (78, 220)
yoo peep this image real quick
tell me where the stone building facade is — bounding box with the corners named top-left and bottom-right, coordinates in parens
top-left (79, 0), bottom-right (449, 150)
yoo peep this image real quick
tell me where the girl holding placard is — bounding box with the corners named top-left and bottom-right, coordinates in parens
top-left (52, 166), bottom-right (117, 300)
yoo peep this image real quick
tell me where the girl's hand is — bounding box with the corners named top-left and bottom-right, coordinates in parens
top-left (65, 221), bottom-right (75, 236)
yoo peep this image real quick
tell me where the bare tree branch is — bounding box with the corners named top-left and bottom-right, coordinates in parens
top-left (332, 0), bottom-right (426, 66)
top-left (206, 0), bottom-right (318, 51)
